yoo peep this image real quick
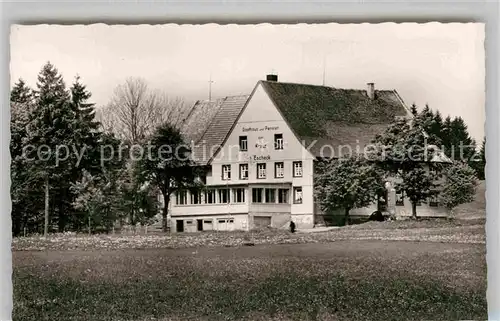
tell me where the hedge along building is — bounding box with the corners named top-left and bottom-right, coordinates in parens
top-left (166, 74), bottom-right (451, 233)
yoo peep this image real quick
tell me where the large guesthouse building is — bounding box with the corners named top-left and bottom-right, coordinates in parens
top-left (165, 75), bottom-right (450, 233)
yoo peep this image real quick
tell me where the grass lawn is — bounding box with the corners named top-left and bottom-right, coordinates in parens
top-left (13, 218), bottom-right (487, 321)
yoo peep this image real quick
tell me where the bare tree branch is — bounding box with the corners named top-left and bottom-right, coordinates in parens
top-left (99, 77), bottom-right (189, 144)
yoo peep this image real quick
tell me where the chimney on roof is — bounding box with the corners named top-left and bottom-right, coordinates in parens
top-left (367, 82), bottom-right (375, 100)
top-left (266, 74), bottom-right (278, 82)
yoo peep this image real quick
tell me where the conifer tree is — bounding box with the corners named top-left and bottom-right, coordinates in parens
top-left (414, 104), bottom-right (440, 145)
top-left (10, 79), bottom-right (39, 235)
top-left (25, 62), bottom-right (75, 236)
top-left (410, 103), bottom-right (418, 116)
top-left (431, 110), bottom-right (443, 142)
top-left (441, 116), bottom-right (453, 156)
top-left (10, 78), bottom-right (32, 104)
top-left (449, 117), bottom-right (475, 163)
top-left (472, 137), bottom-right (486, 180)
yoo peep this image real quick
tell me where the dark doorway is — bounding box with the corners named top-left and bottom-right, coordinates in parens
top-left (176, 220), bottom-right (184, 233)
top-left (197, 219), bottom-right (203, 231)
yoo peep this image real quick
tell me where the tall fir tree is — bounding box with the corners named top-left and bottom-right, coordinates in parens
top-left (431, 110), bottom-right (443, 142)
top-left (414, 104), bottom-right (440, 145)
top-left (410, 103), bottom-right (418, 117)
top-left (449, 117), bottom-right (476, 163)
top-left (10, 79), bottom-right (40, 235)
top-left (441, 116), bottom-right (453, 155)
top-left (10, 78), bottom-right (33, 104)
top-left (70, 75), bottom-right (100, 131)
top-left (25, 62), bottom-right (76, 235)
top-left (472, 137), bottom-right (486, 180)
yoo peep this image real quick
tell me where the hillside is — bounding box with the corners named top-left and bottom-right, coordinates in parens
top-left (453, 180), bottom-right (486, 220)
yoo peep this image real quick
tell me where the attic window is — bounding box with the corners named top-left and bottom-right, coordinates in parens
top-left (274, 134), bottom-right (284, 150)
top-left (239, 136), bottom-right (248, 151)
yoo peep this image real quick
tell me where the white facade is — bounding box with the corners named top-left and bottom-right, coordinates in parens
top-left (169, 83), bottom-right (316, 232)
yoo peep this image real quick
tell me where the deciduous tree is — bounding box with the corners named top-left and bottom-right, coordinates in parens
top-left (314, 156), bottom-right (384, 225)
top-left (372, 118), bottom-right (441, 219)
top-left (101, 77), bottom-right (187, 144)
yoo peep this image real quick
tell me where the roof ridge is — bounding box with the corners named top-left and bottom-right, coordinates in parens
top-left (262, 80), bottom-right (396, 92)
top-left (179, 101), bottom-right (199, 130)
top-left (261, 80), bottom-right (334, 89)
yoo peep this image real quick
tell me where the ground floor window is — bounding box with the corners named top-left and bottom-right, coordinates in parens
top-left (265, 188), bottom-right (276, 203)
top-left (219, 189), bottom-right (230, 204)
top-left (176, 191), bottom-right (188, 205)
top-left (191, 191), bottom-right (202, 204)
top-left (252, 188), bottom-right (263, 203)
top-left (177, 187), bottom-right (294, 206)
top-left (205, 190), bottom-right (216, 204)
top-left (293, 187), bottom-right (303, 204)
top-left (233, 188), bottom-right (245, 203)
top-left (278, 189), bottom-right (289, 204)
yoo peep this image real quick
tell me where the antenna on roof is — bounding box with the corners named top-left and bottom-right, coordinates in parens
top-left (208, 73), bottom-right (214, 102)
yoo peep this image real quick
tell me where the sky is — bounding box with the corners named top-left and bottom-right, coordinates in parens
top-left (10, 23), bottom-right (485, 141)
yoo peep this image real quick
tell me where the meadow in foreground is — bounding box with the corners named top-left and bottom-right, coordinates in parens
top-left (13, 229), bottom-right (486, 321)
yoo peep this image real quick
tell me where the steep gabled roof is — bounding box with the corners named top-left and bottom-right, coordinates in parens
top-left (181, 79), bottom-right (448, 165)
top-left (260, 80), bottom-right (412, 158)
top-left (180, 98), bottom-right (225, 144)
top-left (181, 95), bottom-right (250, 165)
